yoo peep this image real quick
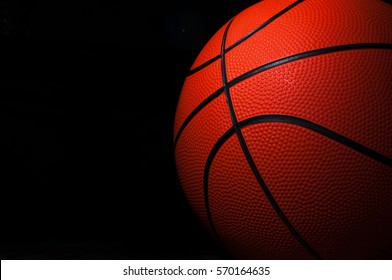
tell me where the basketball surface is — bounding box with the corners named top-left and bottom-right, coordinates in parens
top-left (173, 0), bottom-right (392, 259)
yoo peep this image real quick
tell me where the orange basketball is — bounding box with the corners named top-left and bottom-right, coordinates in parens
top-left (173, 0), bottom-right (392, 259)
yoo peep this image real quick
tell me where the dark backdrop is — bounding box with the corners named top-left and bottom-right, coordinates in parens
top-left (1, 0), bottom-right (391, 260)
top-left (0, 0), bottom-right (259, 260)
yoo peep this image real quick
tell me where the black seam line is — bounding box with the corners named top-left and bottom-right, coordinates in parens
top-left (203, 126), bottom-right (235, 247)
top-left (188, 0), bottom-right (305, 76)
top-left (222, 17), bottom-right (321, 260)
top-left (204, 17), bottom-right (236, 246)
top-left (222, 15), bottom-right (320, 260)
top-left (204, 114), bottom-right (391, 243)
top-left (174, 43), bottom-right (392, 147)
top-left (240, 115), bottom-right (392, 166)
top-left (221, 19), bottom-right (239, 127)
top-left (203, 122), bottom-right (321, 260)
top-left (174, 88), bottom-right (223, 146)
top-left (227, 0), bottom-right (304, 53)
top-left (231, 43), bottom-right (392, 86)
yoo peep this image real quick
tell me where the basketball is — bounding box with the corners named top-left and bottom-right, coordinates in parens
top-left (173, 0), bottom-right (392, 259)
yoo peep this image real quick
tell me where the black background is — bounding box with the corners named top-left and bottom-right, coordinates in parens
top-left (0, 0), bottom-right (259, 260)
top-left (1, 0), bottom-right (391, 260)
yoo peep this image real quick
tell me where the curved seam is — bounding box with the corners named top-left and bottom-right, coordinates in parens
top-left (203, 114), bottom-right (392, 259)
top-left (207, 15), bottom-right (322, 259)
top-left (174, 43), bottom-right (392, 147)
top-left (188, 0), bottom-right (305, 76)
